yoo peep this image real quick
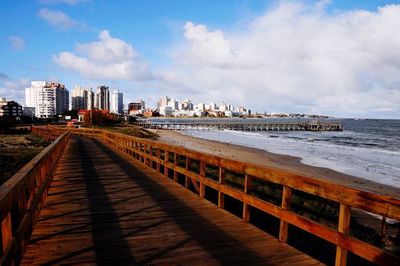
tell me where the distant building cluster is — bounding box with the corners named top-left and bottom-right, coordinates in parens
top-left (1, 81), bottom-right (334, 122)
top-left (18, 81), bottom-right (124, 119)
top-left (1, 81), bottom-right (260, 121)
top-left (154, 96), bottom-right (251, 118)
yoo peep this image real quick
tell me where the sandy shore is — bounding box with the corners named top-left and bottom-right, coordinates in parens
top-left (153, 129), bottom-right (400, 199)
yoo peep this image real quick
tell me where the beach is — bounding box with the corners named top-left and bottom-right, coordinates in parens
top-left (154, 129), bottom-right (400, 199)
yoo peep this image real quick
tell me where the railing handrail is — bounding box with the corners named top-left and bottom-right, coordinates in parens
top-left (66, 127), bottom-right (400, 218)
top-left (11, 126), bottom-right (398, 265)
top-left (64, 127), bottom-right (399, 265)
top-left (0, 127), bottom-right (69, 265)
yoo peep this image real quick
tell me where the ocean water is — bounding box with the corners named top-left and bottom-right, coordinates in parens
top-left (183, 119), bottom-right (400, 188)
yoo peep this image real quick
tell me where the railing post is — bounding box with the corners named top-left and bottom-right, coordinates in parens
top-left (279, 186), bottom-right (292, 242)
top-left (199, 161), bottom-right (206, 198)
top-left (381, 216), bottom-right (387, 240)
top-left (218, 166), bottom-right (225, 208)
top-left (173, 153), bottom-right (178, 182)
top-left (335, 204), bottom-right (351, 266)
top-left (164, 151), bottom-right (169, 177)
top-left (185, 157), bottom-right (190, 188)
top-left (1, 213), bottom-right (12, 256)
top-left (156, 148), bottom-right (161, 172)
top-left (129, 140), bottom-right (135, 157)
top-left (135, 142), bottom-right (139, 160)
top-left (143, 144), bottom-right (148, 165)
top-left (149, 146), bottom-right (153, 167)
top-left (243, 174), bottom-right (252, 222)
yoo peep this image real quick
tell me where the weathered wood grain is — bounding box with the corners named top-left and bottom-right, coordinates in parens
top-left (21, 137), bottom-right (321, 265)
top-left (0, 130), bottom-right (68, 265)
top-left (22, 126), bottom-right (400, 266)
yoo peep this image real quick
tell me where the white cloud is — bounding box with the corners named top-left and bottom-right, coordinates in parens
top-left (38, 8), bottom-right (87, 30)
top-left (54, 30), bottom-right (153, 81)
top-left (39, 0), bottom-right (90, 5)
top-left (179, 22), bottom-right (236, 67)
top-left (9, 36), bottom-right (25, 51)
top-left (158, 2), bottom-right (400, 118)
top-left (0, 78), bottom-right (31, 104)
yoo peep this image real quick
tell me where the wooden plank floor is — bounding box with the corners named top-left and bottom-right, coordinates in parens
top-left (22, 137), bottom-right (323, 265)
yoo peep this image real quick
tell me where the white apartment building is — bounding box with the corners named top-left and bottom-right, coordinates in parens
top-left (157, 96), bottom-right (170, 110)
top-left (195, 103), bottom-right (205, 111)
top-left (210, 102), bottom-right (217, 111)
top-left (94, 85), bottom-right (110, 110)
top-left (179, 99), bottom-right (193, 111)
top-left (25, 81), bottom-right (69, 118)
top-left (110, 89), bottom-right (123, 114)
top-left (159, 106), bottom-right (173, 116)
top-left (167, 98), bottom-right (179, 110)
top-left (218, 102), bottom-right (234, 112)
top-left (71, 85), bottom-right (94, 111)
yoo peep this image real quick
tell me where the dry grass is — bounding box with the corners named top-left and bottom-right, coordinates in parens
top-left (0, 134), bottom-right (49, 186)
top-left (104, 124), bottom-right (159, 139)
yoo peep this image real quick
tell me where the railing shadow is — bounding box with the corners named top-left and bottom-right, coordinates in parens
top-left (91, 138), bottom-right (271, 265)
top-left (76, 137), bottom-right (136, 264)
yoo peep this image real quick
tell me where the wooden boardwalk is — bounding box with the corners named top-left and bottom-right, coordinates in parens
top-left (21, 137), bottom-right (322, 265)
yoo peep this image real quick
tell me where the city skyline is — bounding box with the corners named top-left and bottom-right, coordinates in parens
top-left (8, 79), bottom-right (256, 118)
top-left (1, 1), bottom-right (400, 118)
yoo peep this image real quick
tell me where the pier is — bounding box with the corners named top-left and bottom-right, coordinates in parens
top-left (1, 126), bottom-right (399, 265)
top-left (134, 119), bottom-right (343, 131)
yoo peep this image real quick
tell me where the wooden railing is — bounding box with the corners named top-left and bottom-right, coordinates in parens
top-left (31, 125), bottom-right (66, 141)
top-left (0, 127), bottom-right (69, 265)
top-left (3, 126), bottom-right (398, 265)
top-left (65, 127), bottom-right (400, 266)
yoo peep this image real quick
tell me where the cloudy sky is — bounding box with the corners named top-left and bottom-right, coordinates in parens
top-left (1, 0), bottom-right (400, 118)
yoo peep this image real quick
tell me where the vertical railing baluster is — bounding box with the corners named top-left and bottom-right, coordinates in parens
top-left (381, 216), bottom-right (387, 240)
top-left (143, 144), bottom-right (148, 165)
top-left (164, 151), bottom-right (169, 177)
top-left (185, 157), bottom-right (190, 188)
top-left (199, 161), bottom-right (206, 198)
top-left (335, 204), bottom-right (351, 266)
top-left (243, 174), bottom-right (252, 222)
top-left (279, 186), bottom-right (292, 242)
top-left (156, 148), bottom-right (161, 172)
top-left (1, 213), bottom-right (12, 257)
top-left (173, 153), bottom-right (178, 182)
top-left (218, 166), bottom-right (225, 208)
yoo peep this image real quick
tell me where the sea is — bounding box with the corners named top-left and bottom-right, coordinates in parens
top-left (180, 119), bottom-right (400, 188)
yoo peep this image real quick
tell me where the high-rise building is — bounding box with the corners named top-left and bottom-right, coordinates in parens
top-left (195, 103), bottom-right (205, 111)
top-left (157, 96), bottom-right (170, 110)
top-left (168, 98), bottom-right (179, 110)
top-left (71, 85), bottom-right (94, 111)
top-left (179, 99), bottom-right (193, 111)
top-left (94, 85), bottom-right (109, 110)
top-left (210, 102), bottom-right (217, 111)
top-left (25, 81), bottom-right (69, 118)
top-left (48, 82), bottom-right (69, 115)
top-left (219, 102), bottom-right (227, 112)
top-left (110, 89), bottom-right (123, 114)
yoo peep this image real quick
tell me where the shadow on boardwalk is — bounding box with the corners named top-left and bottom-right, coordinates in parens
top-left (22, 137), bottom-right (320, 265)
top-left (90, 138), bottom-right (269, 265)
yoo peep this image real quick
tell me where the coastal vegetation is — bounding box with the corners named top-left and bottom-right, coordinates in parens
top-left (170, 154), bottom-right (396, 265)
top-left (0, 133), bottom-right (49, 186)
top-left (86, 123), bottom-right (158, 139)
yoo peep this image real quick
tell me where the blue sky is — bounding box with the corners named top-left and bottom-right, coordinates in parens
top-left (1, 0), bottom-right (400, 118)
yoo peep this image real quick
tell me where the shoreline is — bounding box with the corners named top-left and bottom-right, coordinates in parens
top-left (153, 129), bottom-right (400, 199)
